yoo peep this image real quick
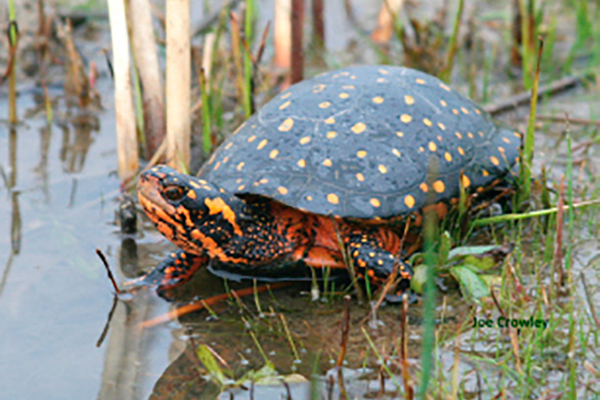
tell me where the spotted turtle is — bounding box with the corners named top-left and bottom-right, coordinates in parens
top-left (134, 65), bottom-right (521, 295)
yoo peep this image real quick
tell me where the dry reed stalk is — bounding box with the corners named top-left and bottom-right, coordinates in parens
top-left (371, 0), bottom-right (403, 44)
top-left (108, 0), bottom-right (139, 181)
top-left (129, 0), bottom-right (165, 158)
top-left (273, 0), bottom-right (291, 69)
top-left (290, 0), bottom-right (304, 84)
top-left (165, 0), bottom-right (191, 171)
top-left (202, 32), bottom-right (217, 80)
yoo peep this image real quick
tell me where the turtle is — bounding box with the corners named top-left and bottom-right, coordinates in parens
top-left (133, 65), bottom-right (521, 297)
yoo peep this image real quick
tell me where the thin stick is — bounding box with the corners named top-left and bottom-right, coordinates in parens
top-left (139, 282), bottom-right (290, 328)
top-left (335, 295), bottom-right (351, 367)
top-left (580, 273), bottom-right (600, 330)
top-left (290, 0), bottom-right (304, 83)
top-left (537, 115), bottom-right (600, 127)
top-left (95, 249), bottom-right (121, 294)
top-left (483, 75), bottom-right (579, 116)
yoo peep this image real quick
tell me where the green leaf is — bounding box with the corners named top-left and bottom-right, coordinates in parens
top-left (410, 264), bottom-right (428, 294)
top-left (461, 255), bottom-right (496, 271)
top-left (448, 245), bottom-right (499, 260)
top-left (450, 265), bottom-right (490, 300)
top-left (196, 345), bottom-right (227, 386)
top-left (237, 362), bottom-right (278, 385)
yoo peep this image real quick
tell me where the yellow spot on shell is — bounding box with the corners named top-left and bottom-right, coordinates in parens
top-left (279, 100), bottom-right (291, 110)
top-left (257, 139), bottom-right (268, 150)
top-left (433, 180), bottom-right (445, 193)
top-left (419, 183), bottom-right (429, 193)
top-left (378, 69), bottom-right (389, 74)
top-left (187, 190), bottom-right (196, 199)
top-left (370, 198), bottom-right (381, 207)
top-left (502, 137), bottom-right (511, 144)
top-left (514, 131), bottom-right (522, 138)
top-left (416, 78), bottom-right (426, 84)
top-left (468, 132), bottom-right (474, 139)
top-left (313, 84), bottom-right (326, 93)
top-left (455, 132), bottom-right (463, 139)
top-left (306, 195), bottom-right (313, 201)
top-left (260, 178), bottom-right (268, 184)
top-left (392, 148), bottom-right (401, 157)
top-left (270, 149), bottom-right (279, 159)
top-left (325, 117), bottom-right (335, 124)
top-left (297, 159), bottom-right (306, 168)
top-left (213, 161), bottom-right (221, 170)
top-left (458, 147), bottom-right (465, 155)
top-left (323, 159), bottom-right (332, 167)
top-left (440, 100), bottom-right (447, 107)
top-left (372, 96), bottom-right (384, 104)
top-left (461, 174), bottom-right (471, 188)
top-left (452, 109), bottom-right (459, 115)
top-left (400, 114), bottom-right (412, 123)
top-left (404, 195), bottom-right (415, 208)
top-left (278, 187), bottom-right (288, 195)
top-left (279, 118), bottom-right (294, 132)
top-left (339, 92), bottom-right (349, 99)
top-left (225, 142), bottom-right (234, 150)
top-left (300, 136), bottom-right (311, 145)
top-left (247, 135), bottom-right (256, 142)
top-left (356, 173), bottom-right (365, 182)
top-left (440, 83), bottom-right (451, 91)
top-left (438, 122), bottom-right (446, 130)
top-left (423, 118), bottom-right (432, 127)
top-left (428, 141), bottom-right (437, 151)
top-left (319, 101), bottom-right (331, 109)
top-left (498, 146), bottom-right (505, 154)
top-left (404, 95), bottom-right (415, 105)
top-left (478, 131), bottom-right (484, 137)
top-left (342, 85), bottom-right (355, 89)
top-left (444, 152), bottom-right (452, 162)
top-left (482, 169), bottom-right (489, 176)
top-left (396, 131), bottom-right (404, 137)
top-left (461, 107), bottom-right (469, 114)
top-left (475, 109), bottom-right (481, 114)
top-left (281, 92), bottom-right (292, 99)
top-left (377, 78), bottom-right (387, 83)
top-left (490, 156), bottom-right (500, 166)
top-left (357, 150), bottom-right (367, 158)
top-left (378, 164), bottom-right (387, 174)
top-left (419, 147), bottom-right (425, 152)
top-left (236, 162), bottom-right (245, 171)
top-left (351, 122), bottom-right (366, 134)
top-left (326, 131), bottom-right (337, 139)
top-left (222, 156), bottom-right (229, 163)
top-left (238, 185), bottom-right (245, 191)
top-left (327, 193), bottom-right (339, 204)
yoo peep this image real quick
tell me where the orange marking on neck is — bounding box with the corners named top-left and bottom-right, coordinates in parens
top-left (190, 228), bottom-right (245, 263)
top-left (204, 197), bottom-right (243, 236)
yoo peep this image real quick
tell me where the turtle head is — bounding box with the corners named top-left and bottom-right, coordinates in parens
top-left (137, 165), bottom-right (247, 255)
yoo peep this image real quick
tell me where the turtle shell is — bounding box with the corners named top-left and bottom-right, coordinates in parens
top-left (199, 65), bottom-right (521, 219)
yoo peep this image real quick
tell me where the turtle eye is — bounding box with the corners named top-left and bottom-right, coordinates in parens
top-left (163, 185), bottom-right (185, 201)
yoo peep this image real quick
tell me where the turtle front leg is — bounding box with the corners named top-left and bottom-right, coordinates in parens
top-left (345, 233), bottom-right (413, 292)
top-left (123, 250), bottom-right (208, 297)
